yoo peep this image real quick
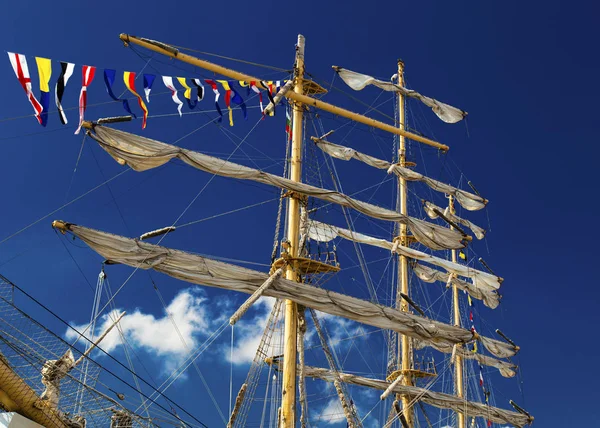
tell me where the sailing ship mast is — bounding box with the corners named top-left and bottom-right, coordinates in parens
top-left (395, 59), bottom-right (414, 427)
top-left (281, 34), bottom-right (305, 428)
top-left (450, 195), bottom-right (465, 428)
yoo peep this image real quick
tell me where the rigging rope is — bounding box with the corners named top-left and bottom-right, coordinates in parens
top-left (229, 325), bottom-right (235, 421)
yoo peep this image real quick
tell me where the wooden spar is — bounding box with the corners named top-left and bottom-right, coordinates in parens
top-left (118, 34), bottom-right (448, 152)
top-left (264, 80), bottom-right (294, 115)
top-left (396, 59), bottom-right (414, 428)
top-left (449, 195), bottom-right (465, 428)
top-left (229, 267), bottom-right (284, 326)
top-left (280, 34), bottom-right (306, 428)
top-left (75, 311), bottom-right (126, 366)
top-left (381, 374), bottom-right (404, 401)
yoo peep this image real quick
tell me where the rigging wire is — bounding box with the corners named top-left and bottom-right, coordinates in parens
top-left (0, 168), bottom-right (130, 247)
top-left (150, 279), bottom-right (228, 423)
top-left (178, 197), bottom-right (279, 228)
top-left (64, 133), bottom-right (88, 203)
top-left (170, 44), bottom-right (290, 73)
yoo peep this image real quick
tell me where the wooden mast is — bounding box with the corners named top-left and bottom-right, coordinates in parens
top-left (396, 59), bottom-right (414, 427)
top-left (450, 195), bottom-right (466, 428)
top-left (280, 34), bottom-right (306, 428)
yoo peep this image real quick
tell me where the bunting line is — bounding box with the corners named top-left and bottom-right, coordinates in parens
top-left (7, 52), bottom-right (43, 125)
top-left (55, 61), bottom-right (74, 125)
top-left (75, 65), bottom-right (96, 134)
top-left (123, 71), bottom-right (148, 129)
top-left (6, 53), bottom-right (279, 129)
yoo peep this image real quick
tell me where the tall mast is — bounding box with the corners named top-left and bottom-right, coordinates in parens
top-left (281, 34), bottom-right (306, 428)
top-left (450, 195), bottom-right (465, 428)
top-left (396, 59), bottom-right (414, 427)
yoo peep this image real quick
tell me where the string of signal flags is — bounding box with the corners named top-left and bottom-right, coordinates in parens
top-left (7, 52), bottom-right (291, 134)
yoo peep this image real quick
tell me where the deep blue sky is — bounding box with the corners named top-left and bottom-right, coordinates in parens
top-left (0, 1), bottom-right (598, 426)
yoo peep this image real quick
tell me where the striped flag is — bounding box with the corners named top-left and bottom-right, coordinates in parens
top-left (162, 76), bottom-right (183, 117)
top-left (35, 57), bottom-right (52, 126)
top-left (123, 71), bottom-right (148, 129)
top-left (177, 77), bottom-right (197, 109)
top-left (192, 79), bottom-right (204, 102)
top-left (75, 65), bottom-right (96, 134)
top-left (55, 61), bottom-right (75, 125)
top-left (7, 52), bottom-right (43, 125)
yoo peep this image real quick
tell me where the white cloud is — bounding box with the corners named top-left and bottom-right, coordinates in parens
top-left (66, 287), bottom-right (218, 360)
top-left (319, 398), bottom-right (346, 425)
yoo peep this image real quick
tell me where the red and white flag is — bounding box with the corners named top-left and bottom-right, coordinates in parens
top-left (75, 65), bottom-right (96, 134)
top-left (7, 52), bottom-right (43, 125)
top-left (162, 76), bottom-right (183, 117)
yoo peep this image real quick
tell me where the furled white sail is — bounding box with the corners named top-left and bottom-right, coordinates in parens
top-left (423, 200), bottom-right (485, 239)
top-left (297, 365), bottom-right (532, 427)
top-left (314, 138), bottom-right (486, 211)
top-left (333, 67), bottom-right (467, 124)
top-left (412, 263), bottom-right (499, 309)
top-left (53, 221), bottom-right (518, 360)
top-left (89, 126), bottom-right (465, 250)
top-left (307, 220), bottom-right (501, 292)
top-left (458, 349), bottom-right (517, 378)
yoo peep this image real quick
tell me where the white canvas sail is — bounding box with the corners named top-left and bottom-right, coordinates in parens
top-left (314, 138), bottom-right (486, 211)
top-left (53, 221), bottom-right (518, 360)
top-left (334, 67), bottom-right (467, 124)
top-left (307, 220), bottom-right (501, 291)
top-left (297, 366), bottom-right (531, 426)
top-left (423, 200), bottom-right (485, 239)
top-left (88, 125), bottom-right (466, 250)
top-left (412, 263), bottom-right (499, 309)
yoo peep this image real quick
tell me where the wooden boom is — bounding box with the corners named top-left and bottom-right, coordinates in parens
top-left (118, 34), bottom-right (449, 152)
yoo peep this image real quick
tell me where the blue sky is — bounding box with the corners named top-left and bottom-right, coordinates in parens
top-left (0, 0), bottom-right (598, 426)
